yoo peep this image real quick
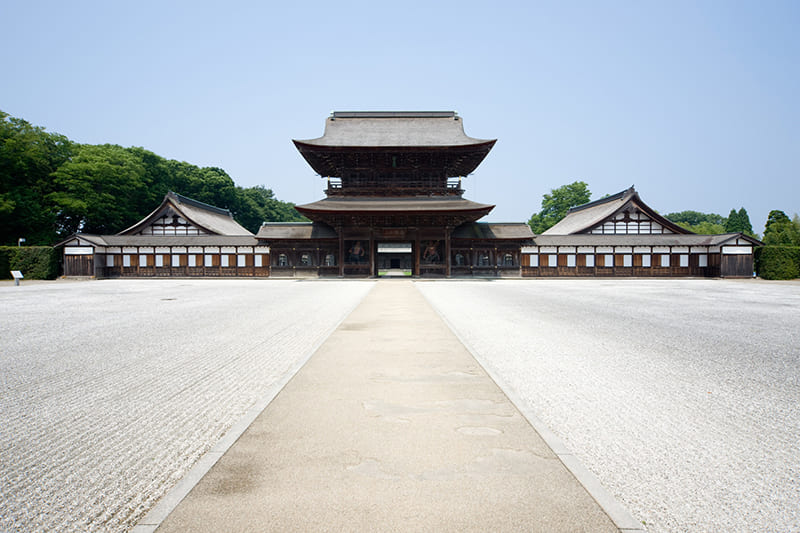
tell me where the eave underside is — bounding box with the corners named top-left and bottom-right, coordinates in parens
top-left (293, 142), bottom-right (496, 178)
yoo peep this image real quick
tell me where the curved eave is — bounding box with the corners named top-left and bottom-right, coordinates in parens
top-left (292, 140), bottom-right (496, 178)
top-left (295, 205), bottom-right (495, 217)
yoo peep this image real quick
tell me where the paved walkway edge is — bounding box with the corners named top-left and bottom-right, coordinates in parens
top-left (130, 281), bottom-right (376, 533)
top-left (415, 281), bottom-right (647, 533)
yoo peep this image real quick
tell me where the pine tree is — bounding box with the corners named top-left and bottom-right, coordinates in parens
top-left (725, 208), bottom-right (741, 233)
top-left (737, 207), bottom-right (753, 235)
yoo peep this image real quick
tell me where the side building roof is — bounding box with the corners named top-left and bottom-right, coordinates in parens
top-left (256, 222), bottom-right (338, 240)
top-left (542, 186), bottom-right (691, 236)
top-left (532, 233), bottom-right (762, 247)
top-left (453, 222), bottom-right (534, 240)
top-left (119, 191), bottom-right (253, 236)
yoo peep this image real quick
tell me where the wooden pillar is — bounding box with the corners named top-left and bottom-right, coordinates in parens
top-left (445, 226), bottom-right (452, 277)
top-left (414, 229), bottom-right (420, 277)
top-left (369, 228), bottom-right (375, 277)
top-left (337, 226), bottom-right (344, 277)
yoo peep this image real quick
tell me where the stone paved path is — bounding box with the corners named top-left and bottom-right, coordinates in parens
top-left (152, 281), bottom-right (621, 532)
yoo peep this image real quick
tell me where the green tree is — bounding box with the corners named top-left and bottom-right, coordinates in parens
top-left (528, 181), bottom-right (591, 234)
top-left (674, 220), bottom-right (727, 234)
top-left (0, 110), bottom-right (74, 244)
top-left (2, 110), bottom-right (305, 240)
top-left (665, 210), bottom-right (726, 227)
top-left (725, 207), bottom-right (754, 235)
top-left (737, 208), bottom-right (754, 235)
top-left (725, 209), bottom-right (741, 232)
top-left (763, 210), bottom-right (800, 246)
top-left (49, 144), bottom-right (148, 235)
top-left (234, 185), bottom-right (305, 233)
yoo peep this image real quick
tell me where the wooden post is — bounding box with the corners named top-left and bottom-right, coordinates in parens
top-left (414, 229), bottom-right (420, 277)
top-left (338, 226), bottom-right (344, 277)
top-left (445, 226), bottom-right (452, 277)
top-left (369, 228), bottom-right (375, 277)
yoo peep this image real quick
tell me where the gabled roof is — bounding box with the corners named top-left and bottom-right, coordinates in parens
top-left (542, 186), bottom-right (690, 236)
top-left (256, 222), bottom-right (338, 240)
top-left (56, 234), bottom-right (259, 247)
top-left (118, 191), bottom-right (252, 236)
top-left (532, 233), bottom-right (761, 247)
top-left (452, 222), bottom-right (534, 240)
top-left (294, 111), bottom-right (495, 148)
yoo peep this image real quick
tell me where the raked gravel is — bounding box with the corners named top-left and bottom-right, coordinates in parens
top-left (416, 278), bottom-right (800, 533)
top-left (0, 279), bottom-right (374, 533)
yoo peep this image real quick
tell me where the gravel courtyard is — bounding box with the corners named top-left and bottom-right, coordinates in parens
top-left (417, 279), bottom-right (800, 533)
top-left (2, 278), bottom-right (798, 532)
top-left (0, 279), bottom-right (374, 533)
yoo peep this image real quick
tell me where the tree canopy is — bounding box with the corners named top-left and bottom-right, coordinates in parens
top-left (528, 181), bottom-right (591, 234)
top-left (665, 208), bottom-right (757, 237)
top-left (0, 110), bottom-right (303, 245)
top-left (762, 210), bottom-right (800, 246)
top-left (725, 207), bottom-right (754, 235)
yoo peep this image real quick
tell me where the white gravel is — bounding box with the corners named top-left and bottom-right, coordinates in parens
top-left (0, 279), bottom-right (374, 533)
top-left (416, 279), bottom-right (800, 533)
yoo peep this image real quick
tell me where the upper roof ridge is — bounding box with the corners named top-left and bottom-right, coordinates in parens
top-left (167, 191), bottom-right (232, 217)
top-left (331, 111), bottom-right (457, 119)
top-left (567, 186), bottom-right (636, 214)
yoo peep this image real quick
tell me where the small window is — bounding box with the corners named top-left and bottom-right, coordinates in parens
top-left (455, 253), bottom-right (464, 266)
top-left (188, 255), bottom-right (197, 267)
top-left (680, 254), bottom-right (689, 267)
top-left (139, 255), bottom-right (148, 267)
top-left (604, 254), bottom-right (613, 267)
top-left (698, 254), bottom-right (708, 267)
top-left (106, 255), bottom-right (115, 267)
top-left (237, 254), bottom-right (246, 267)
top-left (221, 255), bottom-right (229, 267)
top-left (623, 254), bottom-right (632, 267)
top-left (478, 254), bottom-right (490, 266)
top-left (324, 253), bottom-right (336, 266)
top-left (503, 253), bottom-right (514, 266)
top-left (255, 255), bottom-right (263, 267)
top-left (585, 254), bottom-right (594, 267)
top-left (300, 253), bottom-right (312, 266)
top-left (661, 254), bottom-right (670, 267)
top-left (642, 254), bottom-right (651, 267)
top-left (172, 254), bottom-right (181, 267)
top-left (278, 254), bottom-right (288, 267)
top-left (548, 254), bottom-right (557, 267)
top-left (155, 255), bottom-right (164, 267)
top-left (204, 254), bottom-right (214, 267)
top-left (566, 254), bottom-right (576, 267)
top-left (529, 254), bottom-right (539, 267)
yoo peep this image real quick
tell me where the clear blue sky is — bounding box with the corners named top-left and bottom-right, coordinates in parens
top-left (2, 0), bottom-right (798, 233)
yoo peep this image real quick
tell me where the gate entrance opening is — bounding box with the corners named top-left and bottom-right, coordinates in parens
top-left (377, 242), bottom-right (412, 276)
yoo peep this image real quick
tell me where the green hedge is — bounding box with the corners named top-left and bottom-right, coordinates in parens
top-left (755, 246), bottom-right (800, 280)
top-left (0, 246), bottom-right (60, 280)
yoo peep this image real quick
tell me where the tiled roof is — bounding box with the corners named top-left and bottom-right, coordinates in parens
top-left (294, 111), bottom-right (494, 147)
top-left (542, 187), bottom-right (690, 236)
top-left (296, 196), bottom-right (494, 214)
top-left (119, 192), bottom-right (253, 236)
top-left (532, 233), bottom-right (758, 246)
top-left (66, 235), bottom-right (259, 247)
top-left (256, 222), bottom-right (338, 240)
top-left (453, 223), bottom-right (534, 240)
